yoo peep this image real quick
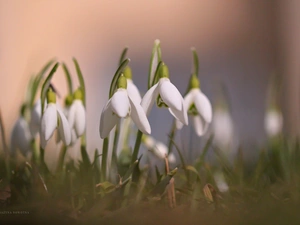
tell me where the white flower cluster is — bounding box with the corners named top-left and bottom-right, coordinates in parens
top-left (10, 88), bottom-right (86, 154)
top-left (99, 65), bottom-right (213, 140)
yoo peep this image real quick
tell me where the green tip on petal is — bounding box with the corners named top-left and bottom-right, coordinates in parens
top-left (123, 66), bottom-right (132, 80)
top-left (159, 64), bottom-right (169, 79)
top-left (65, 94), bottom-right (73, 106)
top-left (73, 88), bottom-right (83, 100)
top-left (117, 75), bottom-right (127, 89)
top-left (47, 88), bottom-right (56, 104)
top-left (189, 73), bottom-right (200, 89)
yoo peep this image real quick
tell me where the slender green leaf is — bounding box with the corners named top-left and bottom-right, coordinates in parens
top-left (62, 62), bottom-right (73, 95)
top-left (148, 40), bottom-right (162, 89)
top-left (119, 47), bottom-right (128, 66)
top-left (73, 58), bottom-right (86, 106)
top-left (151, 61), bottom-right (163, 87)
top-left (148, 168), bottom-right (177, 197)
top-left (40, 62), bottom-right (59, 115)
top-left (109, 58), bottom-right (130, 99)
top-left (30, 59), bottom-right (56, 107)
top-left (191, 47), bottom-right (199, 76)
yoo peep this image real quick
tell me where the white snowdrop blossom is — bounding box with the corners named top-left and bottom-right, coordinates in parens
top-left (141, 64), bottom-right (188, 125)
top-left (29, 99), bottom-right (42, 137)
top-left (264, 109), bottom-right (283, 137)
top-left (10, 117), bottom-right (32, 155)
top-left (176, 74), bottom-right (212, 136)
top-left (100, 76), bottom-right (151, 139)
top-left (124, 66), bottom-right (142, 103)
top-left (56, 97), bottom-right (78, 146)
top-left (68, 89), bottom-right (86, 137)
top-left (143, 135), bottom-right (176, 163)
top-left (214, 171), bottom-right (229, 192)
top-left (40, 89), bottom-right (71, 148)
top-left (212, 108), bottom-right (234, 148)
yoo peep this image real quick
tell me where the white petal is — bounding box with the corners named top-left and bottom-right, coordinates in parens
top-left (184, 89), bottom-right (196, 110)
top-left (70, 129), bottom-right (78, 146)
top-left (159, 78), bottom-right (183, 111)
top-left (127, 79), bottom-right (142, 103)
top-left (175, 119), bottom-right (184, 130)
top-left (129, 96), bottom-right (151, 135)
top-left (111, 89), bottom-right (130, 118)
top-left (57, 108), bottom-right (72, 146)
top-left (192, 115), bottom-right (209, 136)
top-left (10, 117), bottom-right (32, 155)
top-left (141, 82), bottom-right (159, 115)
top-left (168, 98), bottom-right (188, 125)
top-left (40, 130), bottom-right (47, 149)
top-left (68, 103), bottom-right (76, 131)
top-left (168, 153), bottom-right (176, 164)
top-left (143, 135), bottom-right (155, 148)
top-left (72, 100), bottom-right (86, 137)
top-left (99, 99), bottom-right (119, 139)
top-left (29, 100), bottom-right (42, 137)
top-left (194, 90), bottom-right (212, 123)
top-left (41, 103), bottom-right (57, 141)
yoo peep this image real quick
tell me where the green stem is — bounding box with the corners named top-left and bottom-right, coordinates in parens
top-left (168, 120), bottom-right (177, 155)
top-left (131, 130), bottom-right (143, 164)
top-left (101, 137), bottom-right (109, 181)
top-left (111, 122), bottom-right (120, 173)
top-left (31, 139), bottom-right (40, 165)
top-left (56, 145), bottom-right (68, 172)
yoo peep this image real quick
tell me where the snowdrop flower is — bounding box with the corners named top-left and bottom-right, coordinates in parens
top-left (141, 63), bottom-right (188, 125)
top-left (10, 116), bottom-right (32, 155)
top-left (214, 171), bottom-right (229, 192)
top-left (212, 107), bottom-right (234, 148)
top-left (264, 109), bottom-right (283, 137)
top-left (55, 95), bottom-right (77, 146)
top-left (123, 66), bottom-right (142, 103)
top-left (143, 135), bottom-right (176, 163)
top-left (100, 75), bottom-right (151, 139)
top-left (40, 88), bottom-right (71, 148)
top-left (176, 74), bottom-right (212, 136)
top-left (29, 99), bottom-right (42, 137)
top-left (68, 88), bottom-right (86, 137)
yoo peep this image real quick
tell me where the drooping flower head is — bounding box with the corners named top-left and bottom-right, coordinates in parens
top-left (176, 74), bottom-right (212, 136)
top-left (29, 99), bottom-right (42, 137)
top-left (143, 135), bottom-right (176, 164)
top-left (10, 105), bottom-right (32, 155)
top-left (40, 88), bottom-right (71, 148)
top-left (68, 88), bottom-right (86, 137)
top-left (100, 75), bottom-right (151, 139)
top-left (141, 63), bottom-right (188, 125)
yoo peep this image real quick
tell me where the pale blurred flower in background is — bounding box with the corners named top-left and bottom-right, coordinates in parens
top-left (264, 110), bottom-right (283, 138)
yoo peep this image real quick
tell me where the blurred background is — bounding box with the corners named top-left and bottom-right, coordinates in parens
top-left (0, 0), bottom-right (299, 162)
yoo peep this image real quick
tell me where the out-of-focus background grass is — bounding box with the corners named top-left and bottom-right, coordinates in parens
top-left (0, 0), bottom-right (299, 159)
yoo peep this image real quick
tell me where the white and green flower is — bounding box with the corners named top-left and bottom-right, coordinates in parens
top-left (143, 135), bottom-right (176, 164)
top-left (141, 64), bottom-right (188, 125)
top-left (100, 75), bottom-right (151, 139)
top-left (29, 99), bottom-right (42, 137)
top-left (10, 116), bottom-right (32, 155)
top-left (264, 109), bottom-right (283, 137)
top-left (40, 89), bottom-right (71, 148)
top-left (67, 89), bottom-right (86, 137)
top-left (176, 74), bottom-right (212, 136)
